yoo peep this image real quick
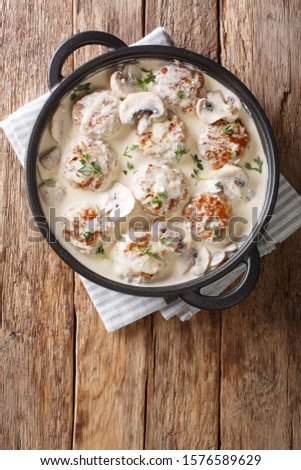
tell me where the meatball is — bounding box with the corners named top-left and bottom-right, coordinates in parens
top-left (136, 111), bottom-right (188, 164)
top-left (114, 232), bottom-right (166, 282)
top-left (184, 192), bottom-right (232, 242)
top-left (198, 119), bottom-right (249, 169)
top-left (62, 203), bottom-right (110, 254)
top-left (152, 62), bottom-right (204, 113)
top-left (64, 137), bottom-right (116, 191)
top-left (133, 164), bottom-right (189, 217)
top-left (72, 90), bottom-right (121, 137)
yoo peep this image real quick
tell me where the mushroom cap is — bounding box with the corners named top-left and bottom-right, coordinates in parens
top-left (39, 147), bottom-right (61, 171)
top-left (110, 63), bottom-right (141, 99)
top-left (196, 90), bottom-right (241, 124)
top-left (98, 182), bottom-right (136, 219)
top-left (51, 104), bottom-right (69, 144)
top-left (39, 182), bottom-right (66, 206)
top-left (119, 92), bottom-right (166, 133)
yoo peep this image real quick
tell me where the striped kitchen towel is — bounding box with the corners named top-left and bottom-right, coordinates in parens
top-left (1, 27), bottom-right (301, 332)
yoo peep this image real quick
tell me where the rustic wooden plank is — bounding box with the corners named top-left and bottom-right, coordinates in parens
top-left (0, 0), bottom-right (74, 449)
top-left (220, 0), bottom-right (301, 449)
top-left (144, 0), bottom-right (221, 450)
top-left (72, 0), bottom-right (150, 450)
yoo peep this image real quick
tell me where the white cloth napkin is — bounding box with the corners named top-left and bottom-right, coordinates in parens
top-left (1, 27), bottom-right (301, 332)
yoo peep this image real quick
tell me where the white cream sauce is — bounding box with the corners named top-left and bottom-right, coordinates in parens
top-left (37, 59), bottom-right (267, 287)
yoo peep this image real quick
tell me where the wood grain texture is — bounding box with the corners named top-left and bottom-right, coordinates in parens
top-left (144, 0), bottom-right (221, 450)
top-left (72, 0), bottom-right (151, 450)
top-left (0, 0), bottom-right (74, 449)
top-left (220, 0), bottom-right (301, 449)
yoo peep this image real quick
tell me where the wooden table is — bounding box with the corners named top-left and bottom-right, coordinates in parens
top-left (1, 0), bottom-right (300, 450)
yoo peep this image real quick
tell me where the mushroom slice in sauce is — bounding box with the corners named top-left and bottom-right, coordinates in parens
top-left (210, 250), bottom-right (226, 267)
top-left (50, 105), bottom-right (68, 144)
top-left (98, 182), bottom-right (135, 219)
top-left (119, 92), bottom-right (167, 134)
top-left (196, 90), bottom-right (241, 124)
top-left (39, 181), bottom-right (66, 206)
top-left (159, 223), bottom-right (192, 253)
top-left (192, 245), bottom-right (210, 276)
top-left (39, 147), bottom-right (61, 170)
top-left (209, 164), bottom-right (249, 200)
top-left (110, 63), bottom-right (141, 99)
top-left (224, 242), bottom-right (238, 253)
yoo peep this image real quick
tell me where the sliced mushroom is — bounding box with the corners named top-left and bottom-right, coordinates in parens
top-left (209, 164), bottom-right (249, 200)
top-left (39, 147), bottom-right (61, 170)
top-left (110, 64), bottom-right (141, 99)
top-left (39, 182), bottom-right (66, 206)
top-left (159, 224), bottom-right (192, 253)
top-left (224, 242), bottom-right (238, 253)
top-left (192, 245), bottom-right (210, 276)
top-left (119, 92), bottom-right (166, 134)
top-left (50, 104), bottom-right (68, 144)
top-left (180, 248), bottom-right (197, 274)
top-left (210, 250), bottom-right (226, 267)
top-left (196, 90), bottom-right (241, 124)
top-left (98, 182), bottom-right (135, 219)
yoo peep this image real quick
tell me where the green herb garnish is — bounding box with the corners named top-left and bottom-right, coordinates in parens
top-left (231, 149), bottom-right (237, 160)
top-left (83, 231), bottom-right (94, 239)
top-left (80, 153), bottom-right (90, 164)
top-left (122, 144), bottom-right (139, 159)
top-left (44, 179), bottom-right (57, 187)
top-left (151, 193), bottom-right (167, 207)
top-left (191, 154), bottom-right (204, 171)
top-left (78, 161), bottom-right (103, 176)
top-left (160, 236), bottom-right (171, 246)
top-left (70, 82), bottom-right (91, 101)
top-left (137, 69), bottom-right (156, 91)
top-left (127, 162), bottom-right (134, 171)
top-left (176, 90), bottom-right (189, 99)
top-left (140, 247), bottom-right (162, 260)
top-left (223, 123), bottom-right (234, 134)
top-left (245, 156), bottom-right (263, 174)
top-left (123, 170), bottom-right (128, 175)
top-left (96, 245), bottom-right (105, 257)
top-left (215, 181), bottom-right (222, 189)
top-left (213, 227), bottom-right (221, 238)
top-left (191, 168), bottom-right (213, 183)
top-left (175, 146), bottom-right (190, 163)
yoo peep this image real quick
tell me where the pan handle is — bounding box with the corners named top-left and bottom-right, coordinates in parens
top-left (179, 246), bottom-right (260, 310)
top-left (48, 31), bottom-right (127, 89)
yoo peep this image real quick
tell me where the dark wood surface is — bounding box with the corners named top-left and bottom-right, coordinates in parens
top-left (1, 0), bottom-right (300, 450)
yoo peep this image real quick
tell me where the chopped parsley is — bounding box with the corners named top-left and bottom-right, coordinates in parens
top-left (140, 247), bottom-right (162, 260)
top-left (245, 156), bottom-right (263, 174)
top-left (175, 146), bottom-right (190, 163)
top-left (215, 181), bottom-right (223, 189)
top-left (137, 69), bottom-right (156, 91)
top-left (70, 82), bottom-right (91, 101)
top-left (151, 193), bottom-right (167, 207)
top-left (231, 149), bottom-right (237, 160)
top-left (213, 227), bottom-right (221, 238)
top-left (223, 123), bottom-right (234, 135)
top-left (80, 153), bottom-right (90, 164)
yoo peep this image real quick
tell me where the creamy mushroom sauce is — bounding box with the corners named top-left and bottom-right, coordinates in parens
top-left (37, 60), bottom-right (267, 287)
